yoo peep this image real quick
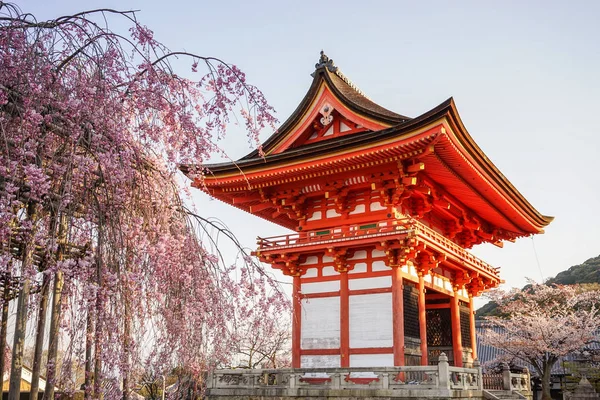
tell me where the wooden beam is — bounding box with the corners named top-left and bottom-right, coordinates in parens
top-left (392, 267), bottom-right (405, 366)
top-left (249, 202), bottom-right (273, 213)
top-left (406, 162), bottom-right (425, 173)
top-left (418, 275), bottom-right (428, 365)
top-left (402, 176), bottom-right (417, 186)
top-left (340, 272), bottom-right (349, 367)
top-left (292, 276), bottom-right (301, 368)
top-left (450, 292), bottom-right (463, 367)
top-left (232, 194), bottom-right (261, 204)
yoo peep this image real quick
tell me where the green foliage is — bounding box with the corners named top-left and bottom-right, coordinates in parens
top-left (547, 255), bottom-right (600, 285)
top-left (477, 254), bottom-right (600, 318)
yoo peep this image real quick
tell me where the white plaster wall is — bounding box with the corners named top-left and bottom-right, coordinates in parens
top-left (349, 354), bottom-right (394, 367)
top-left (303, 268), bottom-right (318, 278)
top-left (445, 280), bottom-right (453, 291)
top-left (326, 208), bottom-right (341, 218)
top-left (372, 249), bottom-right (386, 258)
top-left (301, 355), bottom-right (341, 368)
top-left (349, 293), bottom-right (393, 348)
top-left (349, 250), bottom-right (367, 260)
top-left (300, 256), bottom-right (319, 265)
top-left (301, 280), bottom-right (340, 294)
top-left (349, 204), bottom-right (365, 215)
top-left (301, 297), bottom-right (340, 349)
top-left (350, 262), bottom-right (367, 274)
top-left (322, 266), bottom-right (338, 276)
top-left (370, 202), bottom-right (387, 211)
top-left (372, 260), bottom-right (389, 272)
top-left (307, 211), bottom-right (322, 221)
top-left (348, 276), bottom-right (391, 290)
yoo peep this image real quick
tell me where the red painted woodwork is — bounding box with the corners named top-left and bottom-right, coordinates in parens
top-left (349, 347), bottom-right (394, 355)
top-left (270, 86), bottom-right (389, 155)
top-left (391, 267), bottom-right (405, 366)
top-left (340, 272), bottom-right (350, 367)
top-left (450, 291), bottom-right (463, 367)
top-left (469, 296), bottom-right (477, 360)
top-left (418, 275), bottom-right (428, 365)
top-left (300, 348), bottom-right (340, 355)
top-left (292, 275), bottom-right (301, 368)
top-left (300, 347), bottom-right (393, 355)
top-left (186, 56), bottom-right (552, 370)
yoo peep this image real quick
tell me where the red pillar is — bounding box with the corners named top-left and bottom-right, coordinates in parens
top-left (340, 271), bottom-right (350, 367)
top-left (418, 274), bottom-right (428, 365)
top-left (450, 289), bottom-right (463, 367)
top-left (391, 266), bottom-right (405, 366)
top-left (469, 294), bottom-right (477, 360)
top-left (292, 275), bottom-right (301, 368)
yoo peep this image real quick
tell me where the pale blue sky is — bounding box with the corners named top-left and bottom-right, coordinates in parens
top-left (23, 1), bottom-right (600, 300)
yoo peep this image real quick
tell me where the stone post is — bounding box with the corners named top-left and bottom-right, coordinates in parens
top-left (502, 362), bottom-right (511, 391)
top-left (523, 367), bottom-right (531, 391)
top-left (438, 352), bottom-right (451, 389)
top-left (381, 372), bottom-right (389, 389)
top-left (473, 359), bottom-right (483, 390)
top-left (207, 370), bottom-right (214, 389)
top-left (289, 373), bottom-right (296, 389)
top-left (332, 372), bottom-right (341, 389)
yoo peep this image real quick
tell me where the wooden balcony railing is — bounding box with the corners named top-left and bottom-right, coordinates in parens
top-left (256, 218), bottom-right (500, 279)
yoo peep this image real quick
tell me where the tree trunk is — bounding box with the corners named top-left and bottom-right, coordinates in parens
top-left (30, 273), bottom-right (51, 400)
top-left (541, 359), bottom-right (555, 400)
top-left (9, 202), bottom-right (37, 400)
top-left (122, 297), bottom-right (130, 400)
top-left (43, 270), bottom-right (63, 400)
top-left (9, 279), bottom-right (31, 400)
top-left (0, 274), bottom-right (11, 378)
top-left (93, 224), bottom-right (104, 400)
top-left (93, 286), bottom-right (103, 399)
top-left (84, 307), bottom-right (94, 400)
top-left (43, 214), bottom-right (67, 400)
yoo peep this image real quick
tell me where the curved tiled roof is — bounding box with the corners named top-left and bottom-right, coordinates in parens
top-left (240, 52), bottom-right (409, 160)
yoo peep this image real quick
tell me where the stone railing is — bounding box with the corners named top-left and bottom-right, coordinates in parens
top-left (208, 353), bottom-right (482, 392)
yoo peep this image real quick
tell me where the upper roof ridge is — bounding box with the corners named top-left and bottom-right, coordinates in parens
top-left (313, 50), bottom-right (372, 101)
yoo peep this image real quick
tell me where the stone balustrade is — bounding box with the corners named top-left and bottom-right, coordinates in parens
top-left (207, 353), bottom-right (492, 399)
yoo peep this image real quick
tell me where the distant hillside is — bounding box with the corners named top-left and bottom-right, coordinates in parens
top-left (476, 254), bottom-right (600, 318)
top-left (546, 255), bottom-right (600, 285)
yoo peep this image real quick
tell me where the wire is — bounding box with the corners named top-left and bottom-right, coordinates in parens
top-left (531, 236), bottom-right (544, 282)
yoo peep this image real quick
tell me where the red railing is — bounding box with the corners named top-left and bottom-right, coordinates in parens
top-left (256, 219), bottom-right (411, 249)
top-left (256, 218), bottom-right (500, 279)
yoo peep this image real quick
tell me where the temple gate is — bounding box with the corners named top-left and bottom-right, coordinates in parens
top-left (182, 52), bottom-right (552, 371)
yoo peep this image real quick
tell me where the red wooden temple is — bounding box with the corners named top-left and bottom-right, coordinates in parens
top-left (182, 52), bottom-right (552, 369)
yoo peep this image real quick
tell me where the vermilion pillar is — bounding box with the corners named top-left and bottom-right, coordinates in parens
top-left (450, 289), bottom-right (463, 367)
top-left (391, 266), bottom-right (405, 366)
top-left (469, 295), bottom-right (477, 360)
top-left (418, 274), bottom-right (428, 365)
top-left (292, 275), bottom-right (301, 368)
top-left (340, 271), bottom-right (350, 367)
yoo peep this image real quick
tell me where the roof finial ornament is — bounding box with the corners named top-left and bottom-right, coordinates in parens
top-left (315, 50), bottom-right (338, 73)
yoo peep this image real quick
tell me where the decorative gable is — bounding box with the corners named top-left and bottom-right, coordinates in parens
top-left (269, 85), bottom-right (389, 155)
top-left (292, 106), bottom-right (370, 149)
